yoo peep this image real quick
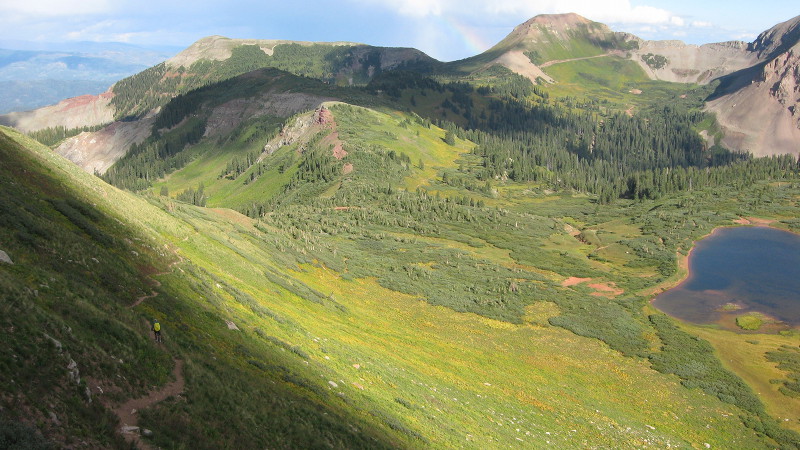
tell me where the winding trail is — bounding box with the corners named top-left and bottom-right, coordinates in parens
top-left (130, 254), bottom-right (182, 308)
top-left (539, 52), bottom-right (612, 68)
top-left (114, 359), bottom-right (185, 450)
top-left (115, 247), bottom-right (186, 448)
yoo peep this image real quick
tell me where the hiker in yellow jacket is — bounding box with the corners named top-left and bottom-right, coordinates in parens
top-left (152, 319), bottom-right (162, 343)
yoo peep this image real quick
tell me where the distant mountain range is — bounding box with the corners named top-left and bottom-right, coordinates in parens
top-left (0, 42), bottom-right (177, 114)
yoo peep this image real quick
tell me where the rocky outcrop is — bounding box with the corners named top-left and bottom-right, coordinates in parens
top-left (766, 50), bottom-right (800, 122)
top-left (706, 48), bottom-right (800, 157)
top-left (261, 103), bottom-right (342, 159)
top-left (704, 15), bottom-right (800, 157)
top-left (0, 249), bottom-right (12, 264)
top-left (749, 15), bottom-right (800, 60)
top-left (627, 40), bottom-right (757, 84)
top-left (204, 91), bottom-right (337, 138)
top-left (54, 116), bottom-right (154, 174)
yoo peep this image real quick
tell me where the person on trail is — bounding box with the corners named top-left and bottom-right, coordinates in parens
top-left (152, 319), bottom-right (162, 343)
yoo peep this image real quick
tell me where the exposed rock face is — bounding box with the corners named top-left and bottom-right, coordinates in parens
top-left (490, 13), bottom-right (800, 157)
top-left (749, 14), bottom-right (800, 60)
top-left (54, 83), bottom-right (338, 174)
top-left (0, 91), bottom-right (114, 133)
top-left (489, 51), bottom-right (554, 84)
top-left (204, 90), bottom-right (337, 138)
top-left (706, 50), bottom-right (800, 157)
top-left (705, 15), bottom-right (800, 157)
top-left (627, 40), bottom-right (757, 84)
top-left (54, 116), bottom-right (154, 174)
top-left (0, 249), bottom-right (12, 264)
top-left (261, 103), bottom-right (343, 159)
top-left (766, 50), bottom-right (800, 123)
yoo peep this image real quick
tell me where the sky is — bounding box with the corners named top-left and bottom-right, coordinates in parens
top-left (0, 0), bottom-right (797, 61)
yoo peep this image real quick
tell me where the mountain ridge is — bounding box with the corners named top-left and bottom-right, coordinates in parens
top-left (2, 12), bottom-right (800, 161)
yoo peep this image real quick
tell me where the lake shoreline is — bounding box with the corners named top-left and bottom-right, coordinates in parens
top-left (650, 217), bottom-right (800, 330)
top-left (648, 216), bottom-right (792, 306)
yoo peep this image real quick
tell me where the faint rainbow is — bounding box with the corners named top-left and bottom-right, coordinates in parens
top-left (443, 17), bottom-right (493, 56)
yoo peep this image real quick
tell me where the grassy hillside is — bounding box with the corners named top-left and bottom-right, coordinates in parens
top-left (6, 45), bottom-right (800, 448)
top-left (7, 107), bottom-right (800, 447)
top-left (0, 126), bottom-right (406, 448)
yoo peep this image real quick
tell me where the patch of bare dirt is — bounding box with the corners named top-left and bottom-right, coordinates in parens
top-left (562, 276), bottom-right (624, 298)
top-left (734, 216), bottom-right (776, 225)
top-left (490, 51), bottom-right (554, 84)
top-left (588, 282), bottom-right (625, 298)
top-left (562, 277), bottom-right (591, 287)
top-left (628, 40), bottom-right (757, 85)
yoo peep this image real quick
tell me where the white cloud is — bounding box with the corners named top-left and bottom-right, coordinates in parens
top-left (734, 32), bottom-right (757, 41)
top-left (354, 0), bottom-right (686, 28)
top-left (356, 0), bottom-right (447, 17)
top-left (0, 0), bottom-right (112, 17)
top-left (691, 21), bottom-right (713, 28)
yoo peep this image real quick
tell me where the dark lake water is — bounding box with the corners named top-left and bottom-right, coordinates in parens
top-left (653, 226), bottom-right (800, 327)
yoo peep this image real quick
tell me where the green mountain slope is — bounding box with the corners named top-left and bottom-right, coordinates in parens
top-left (451, 13), bottom-right (634, 74)
top-left (111, 37), bottom-right (439, 120)
top-left (5, 121), bottom-right (800, 448)
top-left (0, 126), bottom-right (408, 448)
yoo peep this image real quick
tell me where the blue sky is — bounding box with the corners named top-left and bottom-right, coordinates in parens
top-left (0, 0), bottom-right (797, 61)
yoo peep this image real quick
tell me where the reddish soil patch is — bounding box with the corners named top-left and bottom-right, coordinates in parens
top-left (562, 277), bottom-right (591, 287)
top-left (61, 92), bottom-right (113, 111)
top-left (62, 95), bottom-right (99, 110)
top-left (332, 134), bottom-right (348, 160)
top-left (316, 106), bottom-right (334, 125)
top-left (562, 276), bottom-right (624, 297)
top-left (588, 282), bottom-right (624, 298)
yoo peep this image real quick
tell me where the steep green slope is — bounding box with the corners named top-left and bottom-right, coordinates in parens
top-left (4, 82), bottom-right (800, 448)
top-left (123, 71), bottom-right (800, 444)
top-left (0, 127), bottom-right (407, 448)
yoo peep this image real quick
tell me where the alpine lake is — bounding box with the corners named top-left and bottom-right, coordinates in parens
top-left (653, 225), bottom-right (800, 332)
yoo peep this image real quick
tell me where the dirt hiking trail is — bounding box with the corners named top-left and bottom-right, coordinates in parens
top-left (130, 252), bottom-right (182, 308)
top-left (118, 246), bottom-right (185, 448)
top-left (114, 359), bottom-right (185, 449)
